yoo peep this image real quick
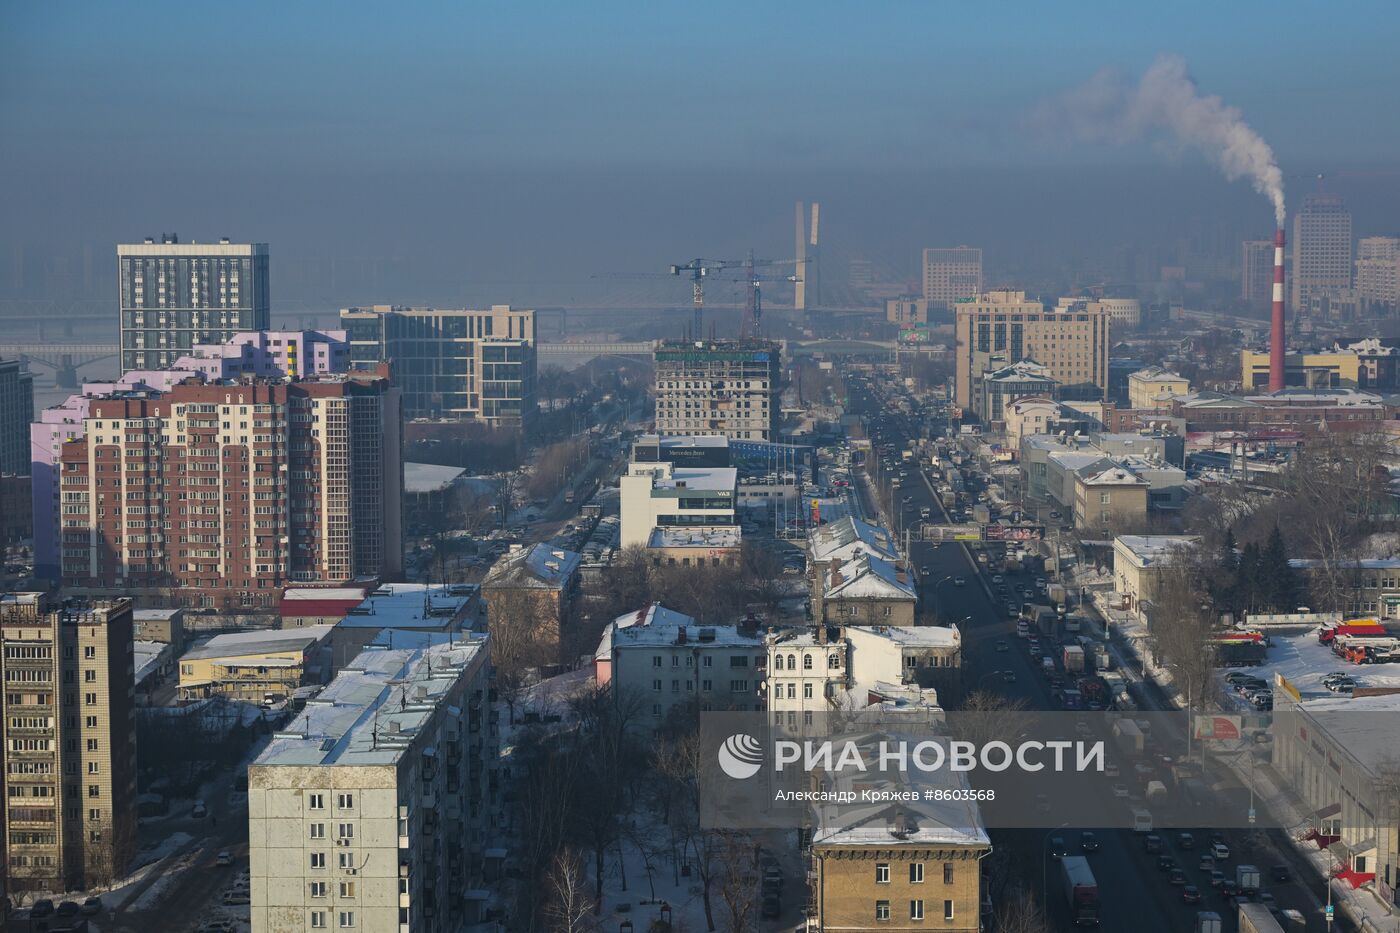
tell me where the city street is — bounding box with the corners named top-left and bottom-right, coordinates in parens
top-left (845, 375), bottom-right (1347, 932)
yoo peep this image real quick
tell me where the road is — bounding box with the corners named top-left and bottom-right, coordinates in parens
top-left (845, 375), bottom-right (1345, 933)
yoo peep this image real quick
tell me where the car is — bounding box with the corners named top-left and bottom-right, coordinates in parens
top-left (953, 577), bottom-right (966, 586)
top-left (1220, 880), bottom-right (1241, 898)
top-left (1111, 783), bottom-right (1129, 798)
top-left (56, 901), bottom-right (80, 918)
top-left (1208, 870), bottom-right (1225, 888)
top-left (1157, 854), bottom-right (1175, 871)
top-left (1270, 864), bottom-right (1291, 883)
top-left (1211, 842), bottom-right (1230, 860)
top-left (991, 575), bottom-right (1004, 584)
top-left (1258, 891), bottom-right (1277, 910)
top-left (1198, 855), bottom-right (1217, 872)
top-left (1144, 834), bottom-right (1162, 854)
top-left (191, 800), bottom-right (208, 819)
top-left (1225, 672), bottom-right (1255, 685)
top-left (80, 897), bottom-right (103, 915)
top-left (30, 900), bottom-right (55, 919)
top-left (216, 850), bottom-right (233, 867)
top-left (920, 565), bottom-right (930, 575)
top-left (1169, 867), bottom-right (1187, 885)
top-left (760, 896), bottom-right (781, 920)
top-left (1178, 832), bottom-right (1195, 850)
top-left (995, 640), bottom-right (1009, 652)
top-left (1181, 884), bottom-right (1202, 903)
top-left (1002, 670), bottom-right (1017, 683)
top-left (1050, 836), bottom-right (1068, 859)
top-left (1080, 831), bottom-right (1099, 852)
top-left (1006, 605), bottom-right (1019, 618)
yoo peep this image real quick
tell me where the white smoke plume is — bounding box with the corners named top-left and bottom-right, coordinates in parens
top-left (1033, 54), bottom-right (1285, 226)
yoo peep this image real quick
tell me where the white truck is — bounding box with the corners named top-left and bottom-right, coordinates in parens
top-left (1113, 719), bottom-right (1145, 756)
top-left (1235, 864), bottom-right (1261, 895)
top-left (1194, 912), bottom-right (1222, 933)
top-left (1059, 855), bottom-right (1100, 926)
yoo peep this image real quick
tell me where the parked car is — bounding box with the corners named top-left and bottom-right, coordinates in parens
top-left (30, 900), bottom-right (54, 919)
top-left (80, 897), bottom-right (103, 916)
top-left (56, 901), bottom-right (80, 918)
top-left (216, 850), bottom-right (233, 867)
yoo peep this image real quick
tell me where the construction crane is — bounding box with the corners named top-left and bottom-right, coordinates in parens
top-left (670, 255), bottom-right (806, 338)
top-left (669, 259), bottom-right (725, 338)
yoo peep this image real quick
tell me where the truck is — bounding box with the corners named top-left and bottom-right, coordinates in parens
top-left (1194, 912), bottom-right (1222, 933)
top-left (1041, 656), bottom-right (1056, 674)
top-left (1319, 618), bottom-right (1386, 644)
top-left (1063, 645), bottom-right (1086, 673)
top-left (1093, 643), bottom-right (1111, 671)
top-left (1061, 688), bottom-right (1083, 710)
top-left (1145, 780), bottom-right (1168, 804)
top-left (1237, 903), bottom-right (1286, 933)
top-left (1235, 864), bottom-right (1261, 895)
top-left (1058, 855), bottom-right (1100, 926)
top-left (1048, 582), bottom-right (1068, 605)
top-left (1062, 613), bottom-right (1085, 635)
top-left (1113, 719), bottom-right (1145, 756)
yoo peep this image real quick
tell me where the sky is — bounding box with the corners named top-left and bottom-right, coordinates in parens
top-left (3, 1), bottom-right (1399, 308)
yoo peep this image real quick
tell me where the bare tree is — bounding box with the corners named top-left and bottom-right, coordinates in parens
top-left (486, 587), bottom-right (560, 723)
top-left (654, 731), bottom-right (721, 932)
top-left (1145, 553), bottom-right (1218, 712)
top-left (994, 882), bottom-right (1050, 933)
top-left (715, 832), bottom-right (760, 933)
top-left (544, 847), bottom-right (597, 933)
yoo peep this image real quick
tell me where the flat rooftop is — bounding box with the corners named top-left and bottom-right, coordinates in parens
top-left (338, 583), bottom-right (478, 630)
top-left (252, 638), bottom-right (489, 768)
top-left (404, 462), bottom-right (467, 495)
top-left (648, 527), bottom-right (742, 549)
top-left (1115, 535), bottom-right (1199, 567)
top-left (180, 625), bottom-right (333, 662)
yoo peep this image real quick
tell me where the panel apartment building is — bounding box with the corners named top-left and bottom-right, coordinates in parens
top-left (0, 593), bottom-right (137, 895)
top-left (118, 235), bottom-right (271, 373)
top-left (339, 305), bottom-right (536, 427)
top-left (1292, 192), bottom-right (1353, 313)
top-left (0, 357), bottom-right (34, 476)
top-left (653, 338), bottom-right (781, 441)
top-left (56, 370), bottom-right (403, 608)
top-left (953, 290), bottom-right (1110, 416)
top-left (248, 637), bottom-right (495, 933)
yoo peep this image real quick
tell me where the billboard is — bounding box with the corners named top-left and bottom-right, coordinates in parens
top-left (983, 524), bottom-right (1045, 542)
top-left (923, 524), bottom-right (982, 542)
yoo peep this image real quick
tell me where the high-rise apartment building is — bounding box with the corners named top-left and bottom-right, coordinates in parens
top-left (0, 592), bottom-right (137, 895)
top-left (339, 305), bottom-right (536, 427)
top-left (0, 358), bottom-right (34, 476)
top-left (953, 291), bottom-right (1110, 414)
top-left (118, 235), bottom-right (271, 373)
top-left (1356, 236), bottom-right (1400, 315)
top-left (653, 338), bottom-right (781, 441)
top-left (1292, 193), bottom-right (1353, 313)
top-left (56, 370), bottom-right (402, 608)
top-left (248, 636), bottom-right (496, 933)
top-left (921, 248), bottom-right (983, 310)
top-left (1241, 239), bottom-right (1275, 310)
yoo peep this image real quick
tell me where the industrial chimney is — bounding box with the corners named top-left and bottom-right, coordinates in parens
top-left (1269, 227), bottom-right (1286, 392)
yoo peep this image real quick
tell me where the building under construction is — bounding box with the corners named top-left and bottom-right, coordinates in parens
top-left (653, 338), bottom-right (781, 441)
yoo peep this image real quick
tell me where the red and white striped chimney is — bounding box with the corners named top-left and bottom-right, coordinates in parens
top-left (1268, 227), bottom-right (1286, 392)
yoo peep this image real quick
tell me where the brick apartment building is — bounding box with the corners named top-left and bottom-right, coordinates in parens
top-left (57, 369), bottom-right (402, 608)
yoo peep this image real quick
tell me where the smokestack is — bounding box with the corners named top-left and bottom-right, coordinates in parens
top-left (1269, 227), bottom-right (1286, 393)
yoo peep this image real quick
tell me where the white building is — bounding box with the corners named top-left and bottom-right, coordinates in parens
top-left (764, 624), bottom-right (958, 727)
top-left (599, 605), bottom-right (766, 728)
top-left (248, 637), bottom-right (495, 933)
top-left (618, 459), bottom-right (738, 549)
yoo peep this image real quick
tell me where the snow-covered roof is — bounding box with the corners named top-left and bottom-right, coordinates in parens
top-left (403, 461), bottom-right (467, 495)
top-left (1290, 694), bottom-right (1400, 776)
top-left (845, 624), bottom-right (960, 649)
top-left (1129, 366), bottom-right (1187, 383)
top-left (648, 527), bottom-right (742, 549)
top-left (133, 640), bottom-right (167, 685)
top-left (808, 515), bottom-right (899, 564)
top-left (1289, 558), bottom-right (1400, 570)
top-left (595, 604), bottom-right (697, 662)
top-left (338, 583), bottom-right (479, 630)
top-left (1114, 535), bottom-right (1198, 568)
top-left (484, 542), bottom-right (582, 589)
top-left (600, 604), bottom-right (762, 653)
top-left (983, 360), bottom-right (1055, 383)
top-left (180, 625), bottom-right (333, 662)
top-left (253, 637), bottom-right (489, 768)
top-left (1079, 466), bottom-right (1149, 487)
top-left (825, 553), bottom-right (917, 601)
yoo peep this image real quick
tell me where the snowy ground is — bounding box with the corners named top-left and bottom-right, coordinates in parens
top-left (1215, 627), bottom-right (1400, 710)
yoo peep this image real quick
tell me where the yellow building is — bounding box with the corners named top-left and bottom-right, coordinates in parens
top-left (1073, 466), bottom-right (1149, 533)
top-left (1127, 367), bottom-right (1189, 410)
top-left (1240, 349), bottom-right (1364, 390)
top-left (177, 624), bottom-right (332, 702)
top-left (954, 291), bottom-right (1110, 413)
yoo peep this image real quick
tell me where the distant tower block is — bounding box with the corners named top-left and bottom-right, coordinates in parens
top-left (794, 201), bottom-right (808, 311)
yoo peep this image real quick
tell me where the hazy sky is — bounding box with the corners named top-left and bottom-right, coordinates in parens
top-left (4, 1), bottom-right (1399, 307)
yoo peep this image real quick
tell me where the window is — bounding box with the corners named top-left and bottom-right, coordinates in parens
top-left (86, 739), bottom-right (98, 752)
top-left (653, 679), bottom-right (662, 692)
top-left (703, 656), bottom-right (713, 667)
top-left (943, 863), bottom-right (954, 884)
top-left (338, 852), bottom-right (354, 869)
top-left (88, 761), bottom-right (100, 773)
top-left (338, 911), bottom-right (355, 928)
top-left (88, 808), bottom-right (101, 821)
top-left (875, 863), bottom-right (890, 884)
top-left (337, 823), bottom-right (354, 840)
top-left (652, 656), bottom-right (662, 667)
top-left (84, 669), bottom-right (96, 683)
top-left (336, 793), bottom-right (354, 810)
top-left (803, 654), bottom-right (813, 670)
top-left (83, 646), bottom-right (96, 660)
top-left (310, 823), bottom-right (326, 840)
top-left (828, 654), bottom-right (841, 669)
top-left (875, 900), bottom-right (890, 921)
top-left (87, 784), bottom-right (99, 798)
top-left (944, 900), bottom-right (954, 921)
top-left (910, 863), bottom-right (924, 883)
top-left (310, 881), bottom-right (327, 898)
top-left (309, 793), bottom-right (325, 810)
top-left (911, 900), bottom-right (924, 920)
top-left (339, 881), bottom-right (356, 898)
top-left (311, 911), bottom-right (327, 929)
top-left (803, 683), bottom-right (813, 699)
top-left (310, 852), bottom-right (326, 869)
